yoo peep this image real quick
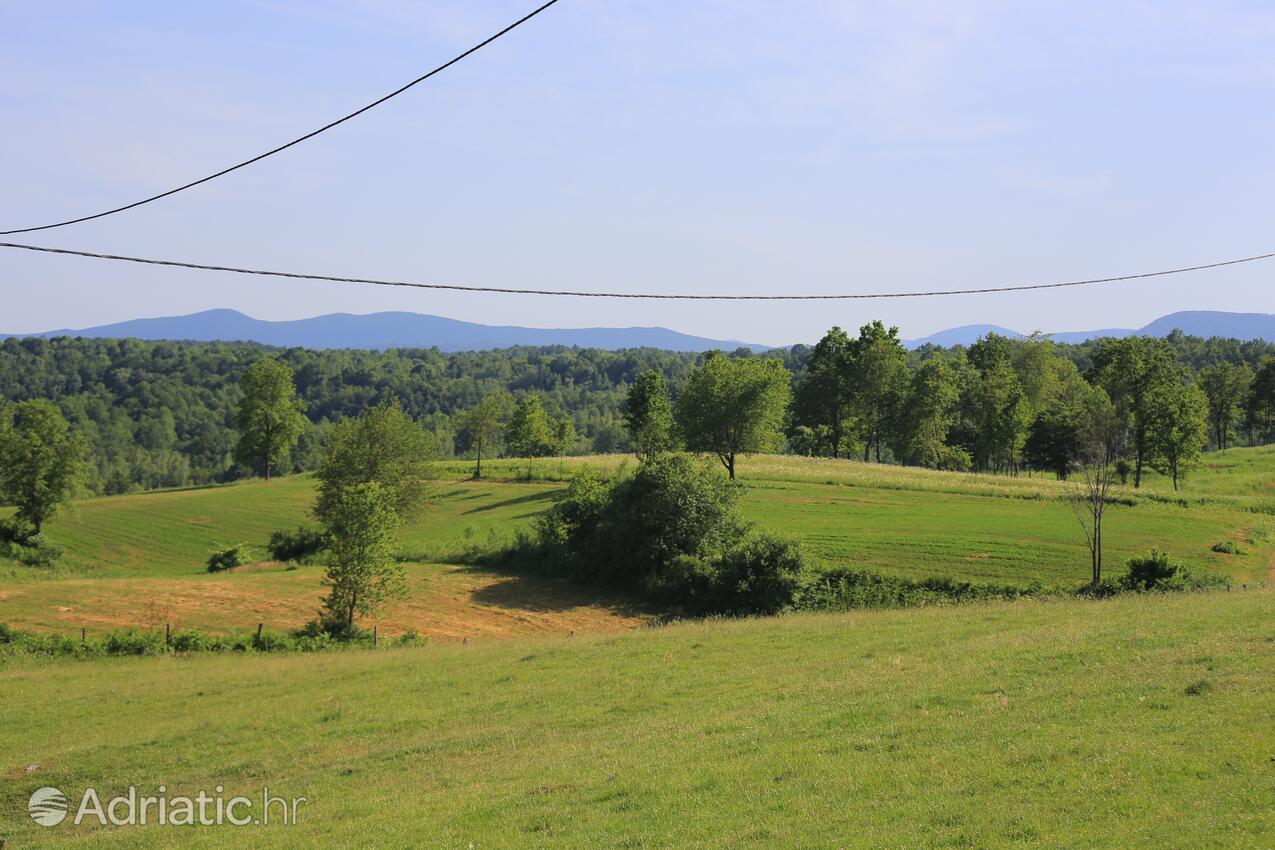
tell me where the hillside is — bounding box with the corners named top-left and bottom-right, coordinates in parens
top-left (2, 589), bottom-right (1270, 848)
top-left (3, 449), bottom-right (1272, 639)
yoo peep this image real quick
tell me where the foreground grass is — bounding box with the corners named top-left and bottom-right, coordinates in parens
top-left (2, 590), bottom-right (1271, 848)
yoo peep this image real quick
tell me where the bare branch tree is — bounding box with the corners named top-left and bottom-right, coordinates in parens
top-left (1067, 388), bottom-right (1124, 587)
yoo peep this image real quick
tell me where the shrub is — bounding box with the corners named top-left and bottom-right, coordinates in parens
top-left (801, 568), bottom-right (1036, 610)
top-left (1076, 579), bottom-right (1123, 598)
top-left (206, 544), bottom-right (251, 573)
top-left (252, 630), bottom-right (295, 652)
top-left (392, 628), bottom-right (427, 647)
top-left (102, 629), bottom-right (165, 656)
top-left (0, 521), bottom-right (64, 567)
top-left (1118, 549), bottom-right (1229, 593)
top-left (1210, 540), bottom-right (1244, 555)
top-left (0, 622), bottom-right (13, 644)
top-left (267, 526), bottom-right (330, 563)
top-left (709, 534), bottom-right (807, 615)
top-left (169, 630), bottom-right (214, 653)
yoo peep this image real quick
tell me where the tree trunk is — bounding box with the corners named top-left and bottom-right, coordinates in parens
top-left (1093, 514), bottom-right (1102, 585)
top-left (727, 453), bottom-right (736, 480)
top-left (474, 443), bottom-right (483, 480)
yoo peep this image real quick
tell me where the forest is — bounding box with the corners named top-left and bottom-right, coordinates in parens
top-left (1, 327), bottom-right (1273, 495)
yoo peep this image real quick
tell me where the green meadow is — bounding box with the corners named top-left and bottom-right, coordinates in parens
top-left (2, 449), bottom-right (1273, 640)
top-left (2, 590), bottom-right (1271, 848)
top-left (2, 449), bottom-right (1274, 847)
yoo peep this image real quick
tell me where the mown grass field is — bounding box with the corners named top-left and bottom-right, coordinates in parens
top-left (2, 449), bottom-right (1273, 638)
top-left (2, 589), bottom-right (1271, 848)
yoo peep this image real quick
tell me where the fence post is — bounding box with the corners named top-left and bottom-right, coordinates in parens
top-left (256, 623), bottom-right (263, 642)
top-left (165, 623), bottom-right (171, 646)
top-left (81, 627), bottom-right (86, 642)
top-left (373, 625), bottom-right (378, 648)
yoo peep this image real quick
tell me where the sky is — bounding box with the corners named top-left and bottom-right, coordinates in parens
top-left (2, 0), bottom-right (1274, 346)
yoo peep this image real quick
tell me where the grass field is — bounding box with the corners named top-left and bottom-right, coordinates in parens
top-left (3, 450), bottom-right (1273, 638)
top-left (2, 589), bottom-right (1271, 848)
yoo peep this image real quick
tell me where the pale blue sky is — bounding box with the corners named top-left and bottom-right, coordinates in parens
top-left (2, 1), bottom-right (1273, 345)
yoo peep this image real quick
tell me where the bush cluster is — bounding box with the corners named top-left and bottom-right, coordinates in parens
top-left (206, 544), bottom-right (251, 573)
top-left (1119, 549), bottom-right (1229, 592)
top-left (494, 456), bottom-right (807, 616)
top-left (0, 624), bottom-right (426, 658)
top-left (799, 569), bottom-right (1039, 610)
top-left (0, 518), bottom-right (63, 568)
top-left (267, 526), bottom-right (330, 563)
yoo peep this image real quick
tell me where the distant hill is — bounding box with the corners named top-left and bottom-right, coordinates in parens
top-left (4, 309), bottom-right (767, 353)
top-left (905, 310), bottom-right (1275, 348)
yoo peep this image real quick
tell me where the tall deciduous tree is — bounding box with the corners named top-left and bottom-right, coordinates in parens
top-left (623, 370), bottom-right (679, 460)
top-left (319, 481), bottom-right (404, 634)
top-left (791, 327), bottom-right (855, 459)
top-left (314, 400), bottom-right (436, 526)
top-left (1087, 337), bottom-right (1175, 487)
top-left (964, 334), bottom-right (1030, 473)
top-left (458, 392), bottom-right (511, 479)
top-left (848, 322), bottom-right (908, 462)
top-left (677, 353), bottom-right (791, 479)
top-left (894, 357), bottom-right (962, 468)
top-left (1247, 356), bottom-right (1275, 444)
top-left (233, 358), bottom-right (306, 481)
top-left (1145, 376), bottom-right (1208, 490)
top-left (1197, 361), bottom-right (1251, 451)
top-left (0, 400), bottom-right (86, 535)
top-left (505, 395), bottom-right (558, 475)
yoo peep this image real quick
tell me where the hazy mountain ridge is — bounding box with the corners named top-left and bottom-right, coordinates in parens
top-left (5, 308), bottom-right (1273, 352)
top-left (903, 311), bottom-right (1275, 348)
top-left (5, 309), bottom-right (767, 353)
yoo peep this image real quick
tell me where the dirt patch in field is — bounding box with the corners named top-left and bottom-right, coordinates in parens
top-left (0, 564), bottom-right (649, 642)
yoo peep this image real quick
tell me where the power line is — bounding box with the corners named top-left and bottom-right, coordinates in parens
top-left (0, 0), bottom-right (562, 236)
top-left (3, 240), bottom-right (1272, 300)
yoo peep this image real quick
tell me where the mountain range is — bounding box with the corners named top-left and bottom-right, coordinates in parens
top-left (902, 311), bottom-right (1275, 348)
top-left (3, 309), bottom-right (764, 353)
top-left (4, 309), bottom-right (1274, 352)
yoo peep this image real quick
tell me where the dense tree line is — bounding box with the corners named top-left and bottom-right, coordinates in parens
top-left (786, 326), bottom-right (1275, 488)
top-left (2, 328), bottom-right (1274, 495)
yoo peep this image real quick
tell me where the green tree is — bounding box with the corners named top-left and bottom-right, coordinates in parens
top-left (1247, 356), bottom-right (1275, 444)
top-left (848, 321), bottom-right (908, 462)
top-left (623, 370), bottom-right (679, 460)
top-left (1196, 361), bottom-right (1251, 451)
top-left (457, 392), bottom-right (510, 479)
top-left (964, 334), bottom-right (1030, 473)
top-left (555, 415), bottom-right (576, 457)
top-left (0, 400), bottom-right (87, 534)
top-left (894, 357), bottom-right (961, 468)
top-left (1087, 337), bottom-right (1175, 487)
top-left (319, 481), bottom-right (404, 634)
top-left (505, 395), bottom-right (558, 475)
top-left (314, 401), bottom-right (437, 526)
top-left (233, 358), bottom-right (306, 481)
top-left (1024, 403), bottom-right (1080, 479)
top-left (1145, 377), bottom-right (1208, 490)
top-left (677, 353), bottom-right (791, 479)
top-left (791, 327), bottom-right (855, 458)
